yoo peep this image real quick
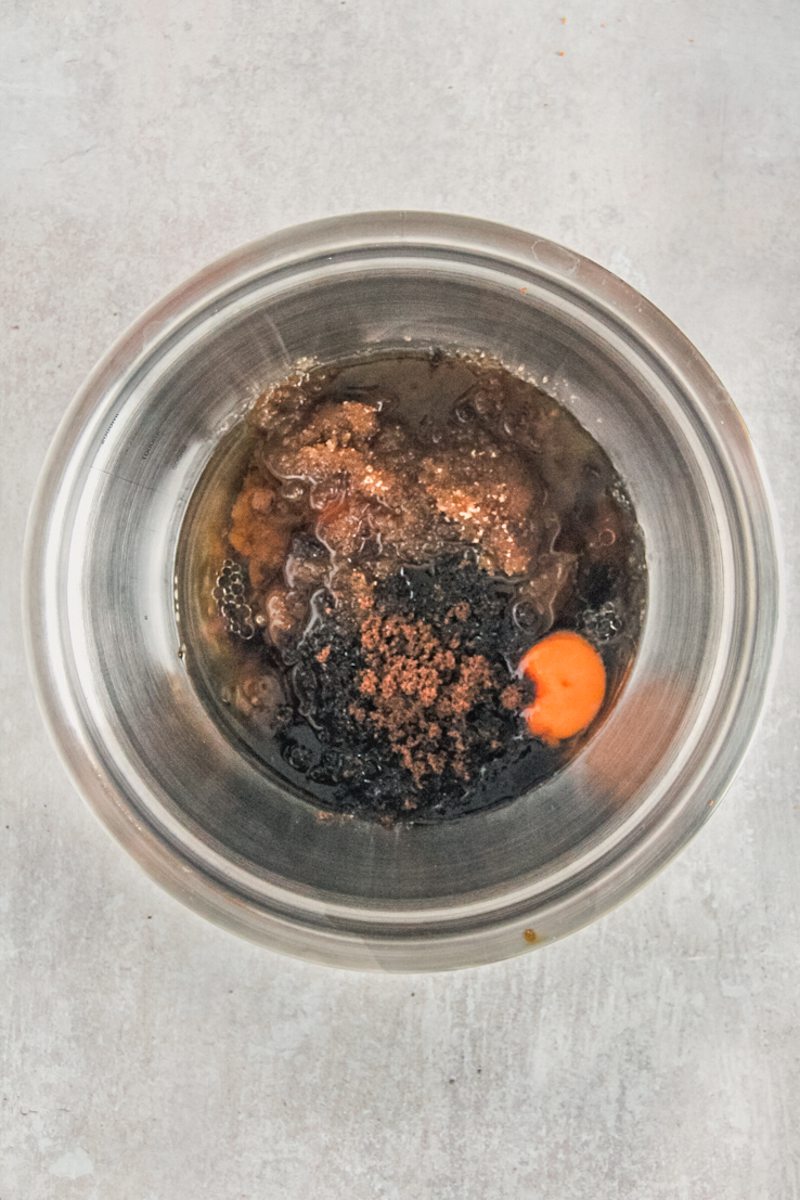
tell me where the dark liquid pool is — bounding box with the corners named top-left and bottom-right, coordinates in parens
top-left (177, 349), bottom-right (646, 823)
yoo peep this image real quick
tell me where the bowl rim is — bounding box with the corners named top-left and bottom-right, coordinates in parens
top-left (23, 210), bottom-right (781, 971)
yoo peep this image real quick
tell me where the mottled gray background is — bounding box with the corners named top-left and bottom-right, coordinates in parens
top-left (2, 1), bottom-right (798, 1197)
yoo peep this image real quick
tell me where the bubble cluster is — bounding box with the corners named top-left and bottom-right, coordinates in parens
top-left (212, 559), bottom-right (256, 640)
top-left (580, 600), bottom-right (623, 644)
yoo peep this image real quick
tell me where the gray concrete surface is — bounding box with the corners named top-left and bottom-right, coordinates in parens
top-left (2, 1), bottom-right (799, 1196)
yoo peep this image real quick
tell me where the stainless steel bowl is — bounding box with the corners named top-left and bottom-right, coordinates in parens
top-left (23, 213), bottom-right (779, 970)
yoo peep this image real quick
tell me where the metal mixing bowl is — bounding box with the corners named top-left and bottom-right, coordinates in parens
top-left (23, 213), bottom-right (779, 970)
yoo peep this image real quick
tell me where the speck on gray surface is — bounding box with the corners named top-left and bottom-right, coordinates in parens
top-left (1, 1), bottom-right (799, 1197)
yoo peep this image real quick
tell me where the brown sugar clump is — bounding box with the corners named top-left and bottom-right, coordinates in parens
top-left (419, 442), bottom-right (542, 576)
top-left (350, 610), bottom-right (505, 788)
top-left (501, 683), bottom-right (525, 710)
top-left (228, 471), bottom-right (295, 589)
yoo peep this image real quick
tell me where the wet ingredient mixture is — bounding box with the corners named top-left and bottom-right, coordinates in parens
top-left (178, 350), bottom-right (646, 822)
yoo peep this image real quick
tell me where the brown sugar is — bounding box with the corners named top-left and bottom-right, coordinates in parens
top-left (228, 471), bottom-right (292, 589)
top-left (349, 605), bottom-right (509, 788)
top-left (419, 443), bottom-right (541, 576)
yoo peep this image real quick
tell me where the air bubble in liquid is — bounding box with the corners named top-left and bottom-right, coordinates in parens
top-left (511, 599), bottom-right (541, 633)
top-left (581, 601), bottom-right (623, 643)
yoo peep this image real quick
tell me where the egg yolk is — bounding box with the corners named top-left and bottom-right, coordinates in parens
top-left (520, 631), bottom-right (606, 744)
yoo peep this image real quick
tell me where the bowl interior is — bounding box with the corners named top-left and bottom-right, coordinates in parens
top-left (27, 215), bottom-right (777, 965)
